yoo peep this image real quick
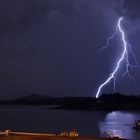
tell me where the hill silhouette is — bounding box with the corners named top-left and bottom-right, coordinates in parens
top-left (0, 93), bottom-right (140, 111)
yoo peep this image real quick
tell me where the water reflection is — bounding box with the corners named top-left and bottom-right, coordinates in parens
top-left (0, 106), bottom-right (140, 139)
top-left (99, 111), bottom-right (139, 139)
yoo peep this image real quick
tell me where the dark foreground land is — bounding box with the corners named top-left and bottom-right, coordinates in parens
top-left (1, 93), bottom-right (140, 111)
top-left (0, 136), bottom-right (127, 140)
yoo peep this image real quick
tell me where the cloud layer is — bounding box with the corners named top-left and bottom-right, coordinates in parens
top-left (120, 0), bottom-right (140, 21)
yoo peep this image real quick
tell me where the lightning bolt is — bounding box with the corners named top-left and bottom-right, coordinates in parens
top-left (96, 17), bottom-right (138, 99)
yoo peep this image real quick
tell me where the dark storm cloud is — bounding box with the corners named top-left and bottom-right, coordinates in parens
top-left (0, 0), bottom-right (102, 99)
top-left (0, 0), bottom-right (139, 99)
top-left (119, 0), bottom-right (140, 21)
top-left (0, 0), bottom-right (90, 35)
top-left (0, 0), bottom-right (57, 33)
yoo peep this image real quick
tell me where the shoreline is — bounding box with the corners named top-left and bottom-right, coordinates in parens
top-left (0, 135), bottom-right (128, 140)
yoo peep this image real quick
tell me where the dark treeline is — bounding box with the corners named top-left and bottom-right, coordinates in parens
top-left (1, 93), bottom-right (140, 111)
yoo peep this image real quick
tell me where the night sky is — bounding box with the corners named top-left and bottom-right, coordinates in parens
top-left (0, 0), bottom-right (140, 99)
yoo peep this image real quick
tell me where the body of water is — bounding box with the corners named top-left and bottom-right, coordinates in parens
top-left (0, 106), bottom-right (140, 139)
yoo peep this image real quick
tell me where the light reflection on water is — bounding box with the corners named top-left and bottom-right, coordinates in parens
top-left (99, 111), bottom-right (140, 139)
top-left (0, 106), bottom-right (140, 139)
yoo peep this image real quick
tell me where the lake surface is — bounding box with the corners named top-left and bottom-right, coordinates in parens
top-left (0, 105), bottom-right (140, 139)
